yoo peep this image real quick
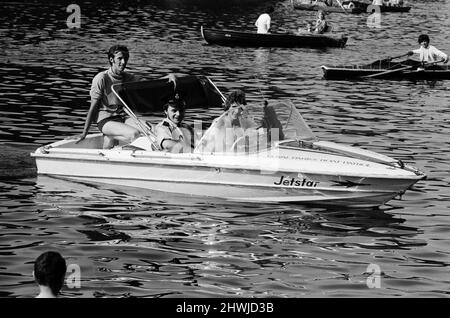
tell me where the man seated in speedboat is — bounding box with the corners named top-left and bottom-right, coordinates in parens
top-left (155, 94), bottom-right (194, 153)
top-left (75, 44), bottom-right (176, 149)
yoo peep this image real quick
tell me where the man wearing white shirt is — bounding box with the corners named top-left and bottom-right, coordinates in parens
top-left (407, 34), bottom-right (449, 63)
top-left (255, 6), bottom-right (274, 34)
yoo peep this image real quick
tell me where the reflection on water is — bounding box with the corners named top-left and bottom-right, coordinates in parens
top-left (1, 0), bottom-right (449, 298)
top-left (1, 175), bottom-right (448, 297)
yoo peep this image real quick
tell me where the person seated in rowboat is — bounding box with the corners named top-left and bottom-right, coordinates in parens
top-left (407, 34), bottom-right (449, 65)
top-left (75, 44), bottom-right (176, 149)
top-left (384, 0), bottom-right (403, 6)
top-left (313, 10), bottom-right (328, 34)
top-left (33, 251), bottom-right (67, 298)
top-left (312, 0), bottom-right (328, 6)
top-left (155, 93), bottom-right (194, 153)
top-left (387, 0), bottom-right (399, 6)
top-left (255, 6), bottom-right (274, 34)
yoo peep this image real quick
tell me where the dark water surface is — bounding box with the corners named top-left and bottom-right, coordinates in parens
top-left (1, 0), bottom-right (449, 298)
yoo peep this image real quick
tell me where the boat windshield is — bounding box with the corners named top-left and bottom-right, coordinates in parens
top-left (194, 100), bottom-right (317, 154)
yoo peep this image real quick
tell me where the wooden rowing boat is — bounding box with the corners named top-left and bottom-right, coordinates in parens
top-left (292, 0), bottom-right (411, 14)
top-left (321, 60), bottom-right (450, 80)
top-left (200, 26), bottom-right (347, 48)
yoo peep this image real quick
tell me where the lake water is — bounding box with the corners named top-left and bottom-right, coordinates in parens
top-left (0, 0), bottom-right (449, 298)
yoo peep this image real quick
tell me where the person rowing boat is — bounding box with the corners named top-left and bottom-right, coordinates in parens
top-left (407, 34), bottom-right (449, 65)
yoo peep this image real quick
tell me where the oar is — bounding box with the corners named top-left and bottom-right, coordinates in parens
top-left (369, 52), bottom-right (410, 66)
top-left (363, 59), bottom-right (444, 79)
top-left (362, 65), bottom-right (414, 79)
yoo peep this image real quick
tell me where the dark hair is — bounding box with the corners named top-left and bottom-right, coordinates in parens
top-left (107, 45), bottom-right (130, 65)
top-left (266, 6), bottom-right (275, 14)
top-left (417, 34), bottom-right (430, 44)
top-left (34, 251), bottom-right (67, 296)
top-left (163, 93), bottom-right (186, 112)
top-left (224, 89), bottom-right (246, 111)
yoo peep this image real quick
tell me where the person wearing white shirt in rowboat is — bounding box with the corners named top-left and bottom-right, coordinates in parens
top-left (255, 6), bottom-right (274, 34)
top-left (155, 94), bottom-right (194, 153)
top-left (407, 34), bottom-right (449, 64)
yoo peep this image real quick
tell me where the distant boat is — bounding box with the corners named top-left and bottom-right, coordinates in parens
top-left (291, 0), bottom-right (411, 14)
top-left (201, 26), bottom-right (348, 48)
top-left (321, 59), bottom-right (450, 80)
top-left (159, 0), bottom-right (275, 7)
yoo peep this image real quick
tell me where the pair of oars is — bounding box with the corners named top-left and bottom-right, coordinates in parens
top-left (362, 53), bottom-right (443, 79)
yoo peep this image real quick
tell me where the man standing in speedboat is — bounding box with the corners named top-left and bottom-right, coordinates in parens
top-left (407, 34), bottom-right (449, 64)
top-left (255, 6), bottom-right (274, 34)
top-left (76, 45), bottom-right (176, 149)
top-left (155, 94), bottom-right (194, 153)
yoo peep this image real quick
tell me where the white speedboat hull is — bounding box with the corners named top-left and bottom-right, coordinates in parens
top-left (32, 134), bottom-right (424, 208)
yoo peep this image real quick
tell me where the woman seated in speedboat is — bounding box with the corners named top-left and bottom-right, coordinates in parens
top-left (197, 89), bottom-right (259, 153)
top-left (155, 93), bottom-right (194, 153)
top-left (197, 90), bottom-right (286, 154)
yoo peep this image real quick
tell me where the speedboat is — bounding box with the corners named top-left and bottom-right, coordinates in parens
top-left (31, 75), bottom-right (426, 208)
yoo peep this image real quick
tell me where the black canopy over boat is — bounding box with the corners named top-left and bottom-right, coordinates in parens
top-left (201, 26), bottom-right (347, 48)
top-left (322, 59), bottom-right (450, 80)
top-left (112, 75), bottom-right (224, 114)
top-left (292, 0), bottom-right (411, 14)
